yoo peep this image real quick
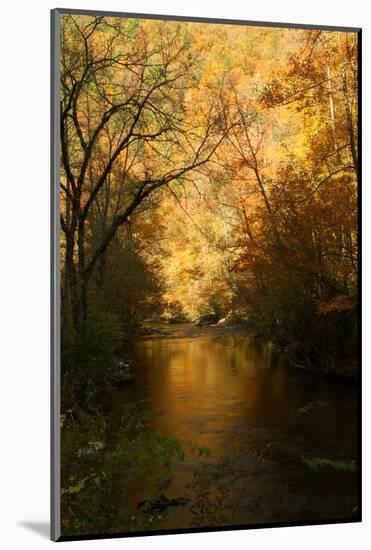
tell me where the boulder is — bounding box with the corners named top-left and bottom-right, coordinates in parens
top-left (217, 311), bottom-right (247, 326)
top-left (194, 313), bottom-right (219, 326)
top-left (108, 359), bottom-right (136, 386)
top-left (138, 494), bottom-right (190, 513)
top-left (117, 360), bottom-right (134, 370)
top-left (217, 317), bottom-right (226, 326)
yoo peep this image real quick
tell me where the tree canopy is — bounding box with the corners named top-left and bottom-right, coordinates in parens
top-left (60, 15), bottom-right (358, 369)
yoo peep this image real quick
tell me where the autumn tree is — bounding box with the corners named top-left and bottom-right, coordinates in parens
top-left (60, 15), bottom-right (231, 327)
top-left (59, 16), bottom-right (358, 371)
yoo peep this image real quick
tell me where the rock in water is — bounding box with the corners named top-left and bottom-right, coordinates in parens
top-left (217, 310), bottom-right (247, 326)
top-left (194, 313), bottom-right (219, 326)
top-left (138, 494), bottom-right (190, 513)
top-left (108, 359), bottom-right (136, 386)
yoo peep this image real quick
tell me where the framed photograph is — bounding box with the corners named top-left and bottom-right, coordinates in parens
top-left (51, 8), bottom-right (361, 542)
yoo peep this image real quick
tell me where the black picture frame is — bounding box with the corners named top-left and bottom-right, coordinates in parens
top-left (51, 8), bottom-right (362, 542)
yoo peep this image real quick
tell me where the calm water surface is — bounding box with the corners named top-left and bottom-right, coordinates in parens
top-left (107, 324), bottom-right (358, 528)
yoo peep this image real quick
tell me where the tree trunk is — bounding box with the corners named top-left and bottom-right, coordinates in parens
top-left (342, 66), bottom-right (358, 181)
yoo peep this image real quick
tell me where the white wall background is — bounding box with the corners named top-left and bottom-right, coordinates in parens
top-left (0, 0), bottom-right (368, 548)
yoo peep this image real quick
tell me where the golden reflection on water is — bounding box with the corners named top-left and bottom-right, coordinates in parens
top-left (110, 325), bottom-right (357, 526)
